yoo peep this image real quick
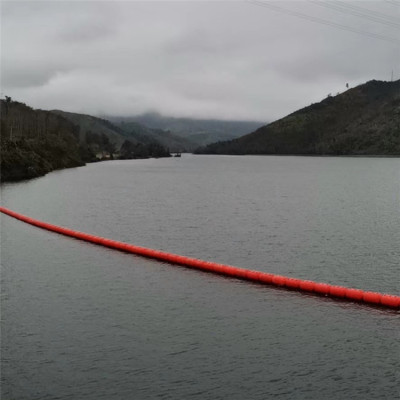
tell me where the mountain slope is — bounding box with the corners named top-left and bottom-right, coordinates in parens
top-left (196, 80), bottom-right (400, 155)
top-left (52, 110), bottom-right (129, 148)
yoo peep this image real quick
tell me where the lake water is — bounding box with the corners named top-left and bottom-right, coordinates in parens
top-left (1, 155), bottom-right (399, 399)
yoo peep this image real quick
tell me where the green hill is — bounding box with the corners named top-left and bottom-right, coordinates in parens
top-left (196, 80), bottom-right (400, 155)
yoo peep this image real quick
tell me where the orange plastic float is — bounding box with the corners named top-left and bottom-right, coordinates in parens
top-left (1, 206), bottom-right (399, 309)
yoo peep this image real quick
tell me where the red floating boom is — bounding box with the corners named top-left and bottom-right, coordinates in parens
top-left (1, 206), bottom-right (399, 309)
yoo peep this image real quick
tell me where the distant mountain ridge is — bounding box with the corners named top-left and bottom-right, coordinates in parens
top-left (108, 113), bottom-right (264, 147)
top-left (55, 110), bottom-right (196, 153)
top-left (196, 80), bottom-right (400, 156)
top-left (116, 120), bottom-right (196, 152)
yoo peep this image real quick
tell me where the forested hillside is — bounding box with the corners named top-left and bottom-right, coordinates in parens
top-left (1, 99), bottom-right (84, 181)
top-left (196, 80), bottom-right (400, 155)
top-left (1, 100), bottom-right (171, 182)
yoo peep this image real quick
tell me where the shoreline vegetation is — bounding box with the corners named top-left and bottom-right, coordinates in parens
top-left (1, 79), bottom-right (399, 182)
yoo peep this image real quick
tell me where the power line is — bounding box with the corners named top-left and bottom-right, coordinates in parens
top-left (247, 0), bottom-right (400, 45)
top-left (332, 1), bottom-right (400, 25)
top-left (309, 0), bottom-right (400, 29)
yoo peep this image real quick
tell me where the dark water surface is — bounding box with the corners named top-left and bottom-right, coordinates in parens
top-left (1, 155), bottom-right (399, 399)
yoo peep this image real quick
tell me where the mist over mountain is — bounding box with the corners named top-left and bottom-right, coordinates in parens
top-left (107, 114), bottom-right (264, 147)
top-left (114, 120), bottom-right (196, 153)
top-left (196, 80), bottom-right (400, 156)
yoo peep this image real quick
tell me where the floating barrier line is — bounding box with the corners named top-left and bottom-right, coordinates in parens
top-left (1, 206), bottom-right (399, 309)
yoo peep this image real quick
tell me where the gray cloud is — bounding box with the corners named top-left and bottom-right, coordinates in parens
top-left (1, 1), bottom-right (398, 121)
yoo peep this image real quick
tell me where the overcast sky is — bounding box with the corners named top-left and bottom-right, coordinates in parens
top-left (1, 0), bottom-right (399, 122)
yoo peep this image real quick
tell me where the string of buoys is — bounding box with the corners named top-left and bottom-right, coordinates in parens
top-left (1, 206), bottom-right (399, 309)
